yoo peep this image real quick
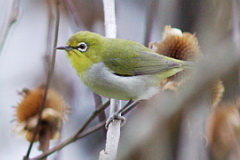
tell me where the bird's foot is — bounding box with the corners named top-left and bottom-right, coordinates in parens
top-left (105, 113), bottom-right (126, 129)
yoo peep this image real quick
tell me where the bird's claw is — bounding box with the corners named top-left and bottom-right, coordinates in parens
top-left (105, 113), bottom-right (126, 129)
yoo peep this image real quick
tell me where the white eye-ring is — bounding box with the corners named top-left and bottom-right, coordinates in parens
top-left (77, 42), bottom-right (88, 52)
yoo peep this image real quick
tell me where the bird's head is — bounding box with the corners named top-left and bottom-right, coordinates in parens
top-left (57, 31), bottom-right (107, 72)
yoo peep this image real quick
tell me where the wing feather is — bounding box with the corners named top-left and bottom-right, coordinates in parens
top-left (104, 50), bottom-right (182, 76)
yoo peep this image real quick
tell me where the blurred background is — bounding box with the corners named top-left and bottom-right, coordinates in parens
top-left (0, 0), bottom-right (240, 160)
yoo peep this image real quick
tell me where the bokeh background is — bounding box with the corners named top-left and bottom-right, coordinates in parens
top-left (0, 0), bottom-right (239, 160)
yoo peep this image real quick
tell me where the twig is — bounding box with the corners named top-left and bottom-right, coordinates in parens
top-left (93, 93), bottom-right (107, 134)
top-left (37, 1), bottom-right (56, 159)
top-left (23, 0), bottom-right (60, 159)
top-left (144, 0), bottom-right (160, 46)
top-left (118, 101), bottom-right (138, 115)
top-left (231, 0), bottom-right (240, 95)
top-left (44, 0), bottom-right (55, 75)
top-left (62, 0), bottom-right (81, 32)
top-left (30, 100), bottom-right (110, 160)
top-left (0, 0), bottom-right (21, 51)
top-left (231, 0), bottom-right (240, 51)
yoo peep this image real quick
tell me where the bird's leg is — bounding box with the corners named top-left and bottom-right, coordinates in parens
top-left (105, 100), bottom-right (134, 129)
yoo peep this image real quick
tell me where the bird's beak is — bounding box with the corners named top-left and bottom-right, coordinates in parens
top-left (56, 46), bottom-right (73, 51)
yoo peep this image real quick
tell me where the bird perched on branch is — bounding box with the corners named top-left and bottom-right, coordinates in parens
top-left (57, 31), bottom-right (192, 101)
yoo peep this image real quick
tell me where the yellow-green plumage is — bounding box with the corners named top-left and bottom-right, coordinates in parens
top-left (58, 31), bottom-right (190, 100)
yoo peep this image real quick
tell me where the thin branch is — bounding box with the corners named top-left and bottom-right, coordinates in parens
top-left (93, 93), bottom-right (107, 134)
top-left (231, 0), bottom-right (240, 51)
top-left (144, 0), bottom-right (160, 46)
top-left (63, 0), bottom-right (81, 31)
top-left (119, 101), bottom-right (138, 115)
top-left (0, 0), bottom-right (21, 51)
top-left (23, 0), bottom-right (60, 159)
top-left (44, 0), bottom-right (55, 75)
top-left (30, 100), bottom-right (110, 160)
top-left (77, 121), bottom-right (106, 139)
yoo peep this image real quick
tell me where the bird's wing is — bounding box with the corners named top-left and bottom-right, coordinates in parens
top-left (103, 51), bottom-right (183, 76)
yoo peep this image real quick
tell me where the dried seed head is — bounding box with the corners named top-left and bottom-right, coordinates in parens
top-left (152, 25), bottom-right (201, 61)
top-left (14, 86), bottom-right (69, 142)
top-left (150, 25), bottom-right (201, 91)
top-left (211, 79), bottom-right (225, 108)
top-left (206, 102), bottom-right (240, 159)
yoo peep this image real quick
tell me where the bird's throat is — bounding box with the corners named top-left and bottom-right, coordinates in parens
top-left (68, 51), bottom-right (93, 78)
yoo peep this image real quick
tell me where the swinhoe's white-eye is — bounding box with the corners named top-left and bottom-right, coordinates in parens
top-left (57, 31), bottom-right (192, 101)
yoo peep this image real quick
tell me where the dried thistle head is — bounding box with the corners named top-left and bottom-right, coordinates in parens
top-left (211, 79), bottom-right (225, 108)
top-left (206, 101), bottom-right (240, 159)
top-left (150, 25), bottom-right (201, 91)
top-left (14, 86), bottom-right (69, 142)
top-left (151, 25), bottom-right (200, 60)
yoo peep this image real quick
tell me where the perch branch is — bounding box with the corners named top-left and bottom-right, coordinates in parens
top-left (99, 0), bottom-right (121, 159)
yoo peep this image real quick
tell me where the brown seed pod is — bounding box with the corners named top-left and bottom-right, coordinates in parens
top-left (152, 25), bottom-right (200, 61)
top-left (211, 79), bottom-right (225, 108)
top-left (206, 101), bottom-right (240, 159)
top-left (150, 25), bottom-right (201, 91)
top-left (14, 86), bottom-right (69, 142)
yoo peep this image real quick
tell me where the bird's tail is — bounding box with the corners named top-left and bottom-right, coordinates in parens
top-left (182, 61), bottom-right (195, 69)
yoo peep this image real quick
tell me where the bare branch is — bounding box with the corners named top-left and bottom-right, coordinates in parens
top-left (144, 0), bottom-right (160, 46)
top-left (44, 0), bottom-right (55, 76)
top-left (93, 93), bottom-right (107, 134)
top-left (231, 0), bottom-right (240, 50)
top-left (0, 0), bottom-right (21, 51)
top-left (23, 0), bottom-right (60, 159)
top-left (63, 0), bottom-right (81, 31)
top-left (232, 0), bottom-right (240, 91)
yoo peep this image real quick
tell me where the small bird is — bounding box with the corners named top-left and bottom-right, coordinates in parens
top-left (57, 31), bottom-right (191, 101)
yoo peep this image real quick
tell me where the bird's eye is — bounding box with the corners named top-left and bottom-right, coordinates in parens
top-left (77, 42), bottom-right (88, 52)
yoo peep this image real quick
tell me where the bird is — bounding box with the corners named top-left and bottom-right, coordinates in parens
top-left (57, 31), bottom-right (191, 101)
